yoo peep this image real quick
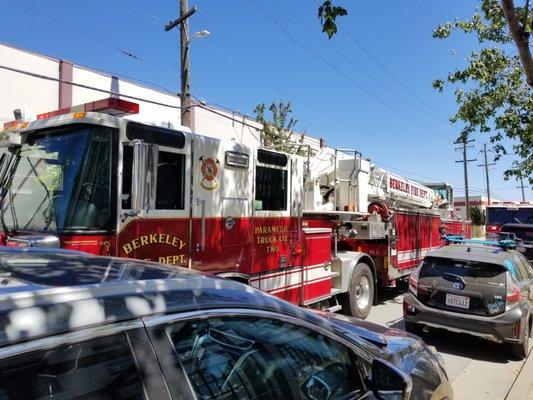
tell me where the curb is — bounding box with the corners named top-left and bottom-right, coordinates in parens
top-left (505, 343), bottom-right (533, 400)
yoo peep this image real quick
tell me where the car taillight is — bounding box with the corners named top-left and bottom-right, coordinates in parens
top-left (409, 269), bottom-right (419, 296)
top-left (506, 273), bottom-right (521, 311)
top-left (514, 322), bottom-right (521, 338)
top-left (487, 224), bottom-right (501, 233)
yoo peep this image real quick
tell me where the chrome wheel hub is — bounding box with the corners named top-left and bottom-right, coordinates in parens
top-left (355, 275), bottom-right (370, 310)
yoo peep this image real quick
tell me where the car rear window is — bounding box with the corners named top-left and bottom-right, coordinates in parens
top-left (502, 226), bottom-right (533, 242)
top-left (420, 257), bottom-right (507, 281)
top-left (486, 207), bottom-right (533, 225)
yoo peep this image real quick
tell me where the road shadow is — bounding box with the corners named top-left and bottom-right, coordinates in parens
top-left (376, 285), bottom-right (407, 305)
top-left (390, 318), bottom-right (518, 364)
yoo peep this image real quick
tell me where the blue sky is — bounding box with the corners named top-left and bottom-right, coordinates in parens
top-left (1, 0), bottom-right (530, 201)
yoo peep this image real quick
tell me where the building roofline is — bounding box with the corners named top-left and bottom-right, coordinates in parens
top-left (0, 41), bottom-right (180, 99)
top-left (0, 40), bottom-right (61, 63)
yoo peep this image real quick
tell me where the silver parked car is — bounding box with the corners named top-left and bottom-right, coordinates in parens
top-left (404, 243), bottom-right (533, 359)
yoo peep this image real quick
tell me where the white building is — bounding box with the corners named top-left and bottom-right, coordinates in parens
top-left (0, 42), bottom-right (320, 150)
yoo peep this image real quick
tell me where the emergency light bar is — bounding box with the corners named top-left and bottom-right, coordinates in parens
top-left (37, 98), bottom-right (139, 120)
top-left (445, 235), bottom-right (517, 249)
top-left (3, 98), bottom-right (140, 130)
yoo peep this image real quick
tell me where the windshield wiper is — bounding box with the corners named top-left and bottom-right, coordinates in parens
top-left (0, 145), bottom-right (22, 237)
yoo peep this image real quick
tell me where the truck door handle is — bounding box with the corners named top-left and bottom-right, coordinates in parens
top-left (196, 198), bottom-right (206, 251)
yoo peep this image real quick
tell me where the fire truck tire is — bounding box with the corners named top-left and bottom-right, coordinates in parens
top-left (346, 263), bottom-right (374, 319)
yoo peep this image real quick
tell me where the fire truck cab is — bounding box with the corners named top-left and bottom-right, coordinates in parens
top-left (0, 99), bottom-right (336, 310)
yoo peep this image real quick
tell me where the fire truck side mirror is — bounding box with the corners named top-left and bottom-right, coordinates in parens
top-left (131, 140), bottom-right (159, 213)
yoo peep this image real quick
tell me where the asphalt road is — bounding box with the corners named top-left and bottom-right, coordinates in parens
top-left (365, 288), bottom-right (533, 400)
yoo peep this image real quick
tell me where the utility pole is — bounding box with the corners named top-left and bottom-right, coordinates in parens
top-left (517, 176), bottom-right (527, 203)
top-left (455, 138), bottom-right (477, 220)
top-left (164, 1), bottom-right (197, 128)
top-left (478, 143), bottom-right (496, 205)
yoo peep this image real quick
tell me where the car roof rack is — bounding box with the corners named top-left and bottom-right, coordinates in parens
top-left (444, 235), bottom-right (517, 250)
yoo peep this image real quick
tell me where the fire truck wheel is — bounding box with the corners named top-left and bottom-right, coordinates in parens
top-left (347, 263), bottom-right (374, 319)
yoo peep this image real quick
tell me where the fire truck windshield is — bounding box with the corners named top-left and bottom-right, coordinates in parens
top-left (2, 124), bottom-right (116, 233)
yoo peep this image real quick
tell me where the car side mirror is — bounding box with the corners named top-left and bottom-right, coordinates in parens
top-left (371, 358), bottom-right (412, 400)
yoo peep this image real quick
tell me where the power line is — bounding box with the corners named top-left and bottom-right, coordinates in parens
top-left (92, 0), bottom-right (165, 25)
top-left (195, 40), bottom-right (355, 128)
top-left (248, 0), bottom-right (451, 142)
top-left (10, 0), bottom-right (181, 79)
top-left (0, 64), bottom-right (183, 110)
top-left (272, 0), bottom-right (450, 126)
top-left (84, 64), bottom-right (178, 94)
top-left (192, 103), bottom-right (262, 142)
top-left (491, 185), bottom-right (524, 190)
top-left (200, 8), bottom-right (286, 67)
top-left (339, 26), bottom-right (448, 122)
top-left (195, 103), bottom-right (264, 131)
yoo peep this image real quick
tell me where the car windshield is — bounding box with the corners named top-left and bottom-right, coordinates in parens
top-left (1, 124), bottom-right (116, 232)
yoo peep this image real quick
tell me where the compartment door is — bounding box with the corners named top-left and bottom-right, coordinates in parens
top-left (191, 138), bottom-right (253, 275)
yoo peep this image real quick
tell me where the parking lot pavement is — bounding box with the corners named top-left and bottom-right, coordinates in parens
top-left (366, 288), bottom-right (533, 400)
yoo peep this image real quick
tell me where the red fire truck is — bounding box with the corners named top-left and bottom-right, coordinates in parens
top-left (0, 98), bottom-right (468, 318)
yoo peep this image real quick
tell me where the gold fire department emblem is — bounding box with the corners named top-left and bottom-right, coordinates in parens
top-left (199, 156), bottom-right (219, 190)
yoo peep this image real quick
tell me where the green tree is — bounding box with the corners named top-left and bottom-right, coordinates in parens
top-left (254, 100), bottom-right (309, 156)
top-left (432, 0), bottom-right (532, 184)
top-left (469, 205), bottom-right (487, 225)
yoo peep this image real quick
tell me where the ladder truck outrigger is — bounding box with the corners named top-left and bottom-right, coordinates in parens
top-left (0, 98), bottom-right (469, 319)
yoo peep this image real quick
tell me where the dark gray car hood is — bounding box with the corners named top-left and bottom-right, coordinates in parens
top-left (320, 312), bottom-right (449, 400)
top-left (318, 311), bottom-right (421, 349)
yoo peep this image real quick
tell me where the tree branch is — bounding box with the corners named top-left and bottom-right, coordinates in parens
top-left (501, 0), bottom-right (533, 87)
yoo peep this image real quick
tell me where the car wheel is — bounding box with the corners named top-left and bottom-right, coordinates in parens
top-left (404, 321), bottom-right (424, 336)
top-left (510, 322), bottom-right (529, 360)
top-left (345, 263), bottom-right (374, 319)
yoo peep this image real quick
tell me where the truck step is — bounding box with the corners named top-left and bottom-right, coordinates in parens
top-left (330, 288), bottom-right (344, 296)
top-left (323, 304), bottom-right (342, 313)
top-left (330, 271), bottom-right (340, 277)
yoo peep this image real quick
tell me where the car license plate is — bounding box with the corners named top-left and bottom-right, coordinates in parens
top-left (445, 294), bottom-right (470, 309)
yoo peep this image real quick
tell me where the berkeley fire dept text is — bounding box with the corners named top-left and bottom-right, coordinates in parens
top-left (122, 233), bottom-right (187, 255)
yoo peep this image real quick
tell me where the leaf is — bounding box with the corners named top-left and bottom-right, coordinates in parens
top-left (318, 1), bottom-right (347, 39)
